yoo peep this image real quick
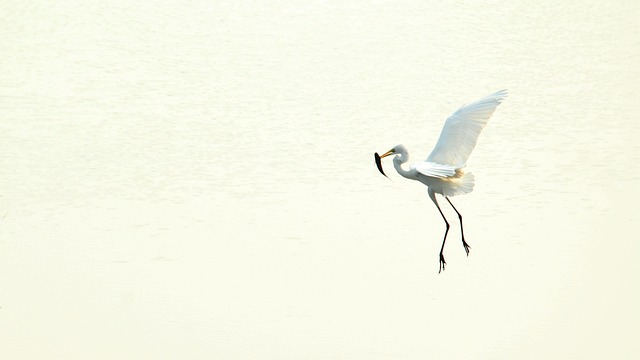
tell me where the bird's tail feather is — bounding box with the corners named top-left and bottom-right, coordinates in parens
top-left (440, 171), bottom-right (475, 197)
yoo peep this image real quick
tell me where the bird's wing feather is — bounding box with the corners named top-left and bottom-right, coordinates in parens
top-left (426, 89), bottom-right (507, 166)
top-left (411, 162), bottom-right (457, 178)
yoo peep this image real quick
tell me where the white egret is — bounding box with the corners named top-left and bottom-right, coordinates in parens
top-left (376, 90), bottom-right (507, 272)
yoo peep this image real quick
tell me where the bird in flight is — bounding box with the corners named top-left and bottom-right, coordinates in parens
top-left (375, 90), bottom-right (507, 272)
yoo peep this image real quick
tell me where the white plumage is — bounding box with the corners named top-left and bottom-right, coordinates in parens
top-left (427, 89), bottom-right (508, 167)
top-left (410, 161), bottom-right (456, 178)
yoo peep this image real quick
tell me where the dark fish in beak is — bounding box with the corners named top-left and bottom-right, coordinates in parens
top-left (374, 152), bottom-right (388, 178)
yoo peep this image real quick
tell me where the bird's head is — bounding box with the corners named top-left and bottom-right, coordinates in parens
top-left (380, 144), bottom-right (408, 160)
top-left (374, 144), bottom-right (409, 178)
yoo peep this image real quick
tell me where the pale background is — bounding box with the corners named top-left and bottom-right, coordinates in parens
top-left (1, 1), bottom-right (639, 359)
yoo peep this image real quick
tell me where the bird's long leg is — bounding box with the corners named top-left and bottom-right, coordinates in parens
top-left (429, 189), bottom-right (449, 273)
top-left (445, 197), bottom-right (470, 256)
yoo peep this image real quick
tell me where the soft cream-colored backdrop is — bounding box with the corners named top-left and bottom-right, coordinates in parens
top-left (1, 1), bottom-right (639, 358)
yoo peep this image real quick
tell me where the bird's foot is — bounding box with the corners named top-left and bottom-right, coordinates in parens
top-left (462, 239), bottom-right (471, 257)
top-left (438, 253), bottom-right (446, 273)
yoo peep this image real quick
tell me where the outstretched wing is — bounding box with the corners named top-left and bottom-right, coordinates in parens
top-left (426, 90), bottom-right (508, 166)
top-left (410, 161), bottom-right (457, 178)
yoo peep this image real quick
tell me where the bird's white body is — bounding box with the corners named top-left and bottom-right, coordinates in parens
top-left (391, 152), bottom-right (475, 197)
top-left (377, 89), bottom-right (508, 272)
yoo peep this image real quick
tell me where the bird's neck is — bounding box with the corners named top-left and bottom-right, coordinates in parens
top-left (393, 155), bottom-right (415, 180)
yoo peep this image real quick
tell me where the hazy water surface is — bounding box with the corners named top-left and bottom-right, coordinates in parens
top-left (1, 1), bottom-right (639, 359)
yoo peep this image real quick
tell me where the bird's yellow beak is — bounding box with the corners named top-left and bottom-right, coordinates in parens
top-left (380, 149), bottom-right (395, 158)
